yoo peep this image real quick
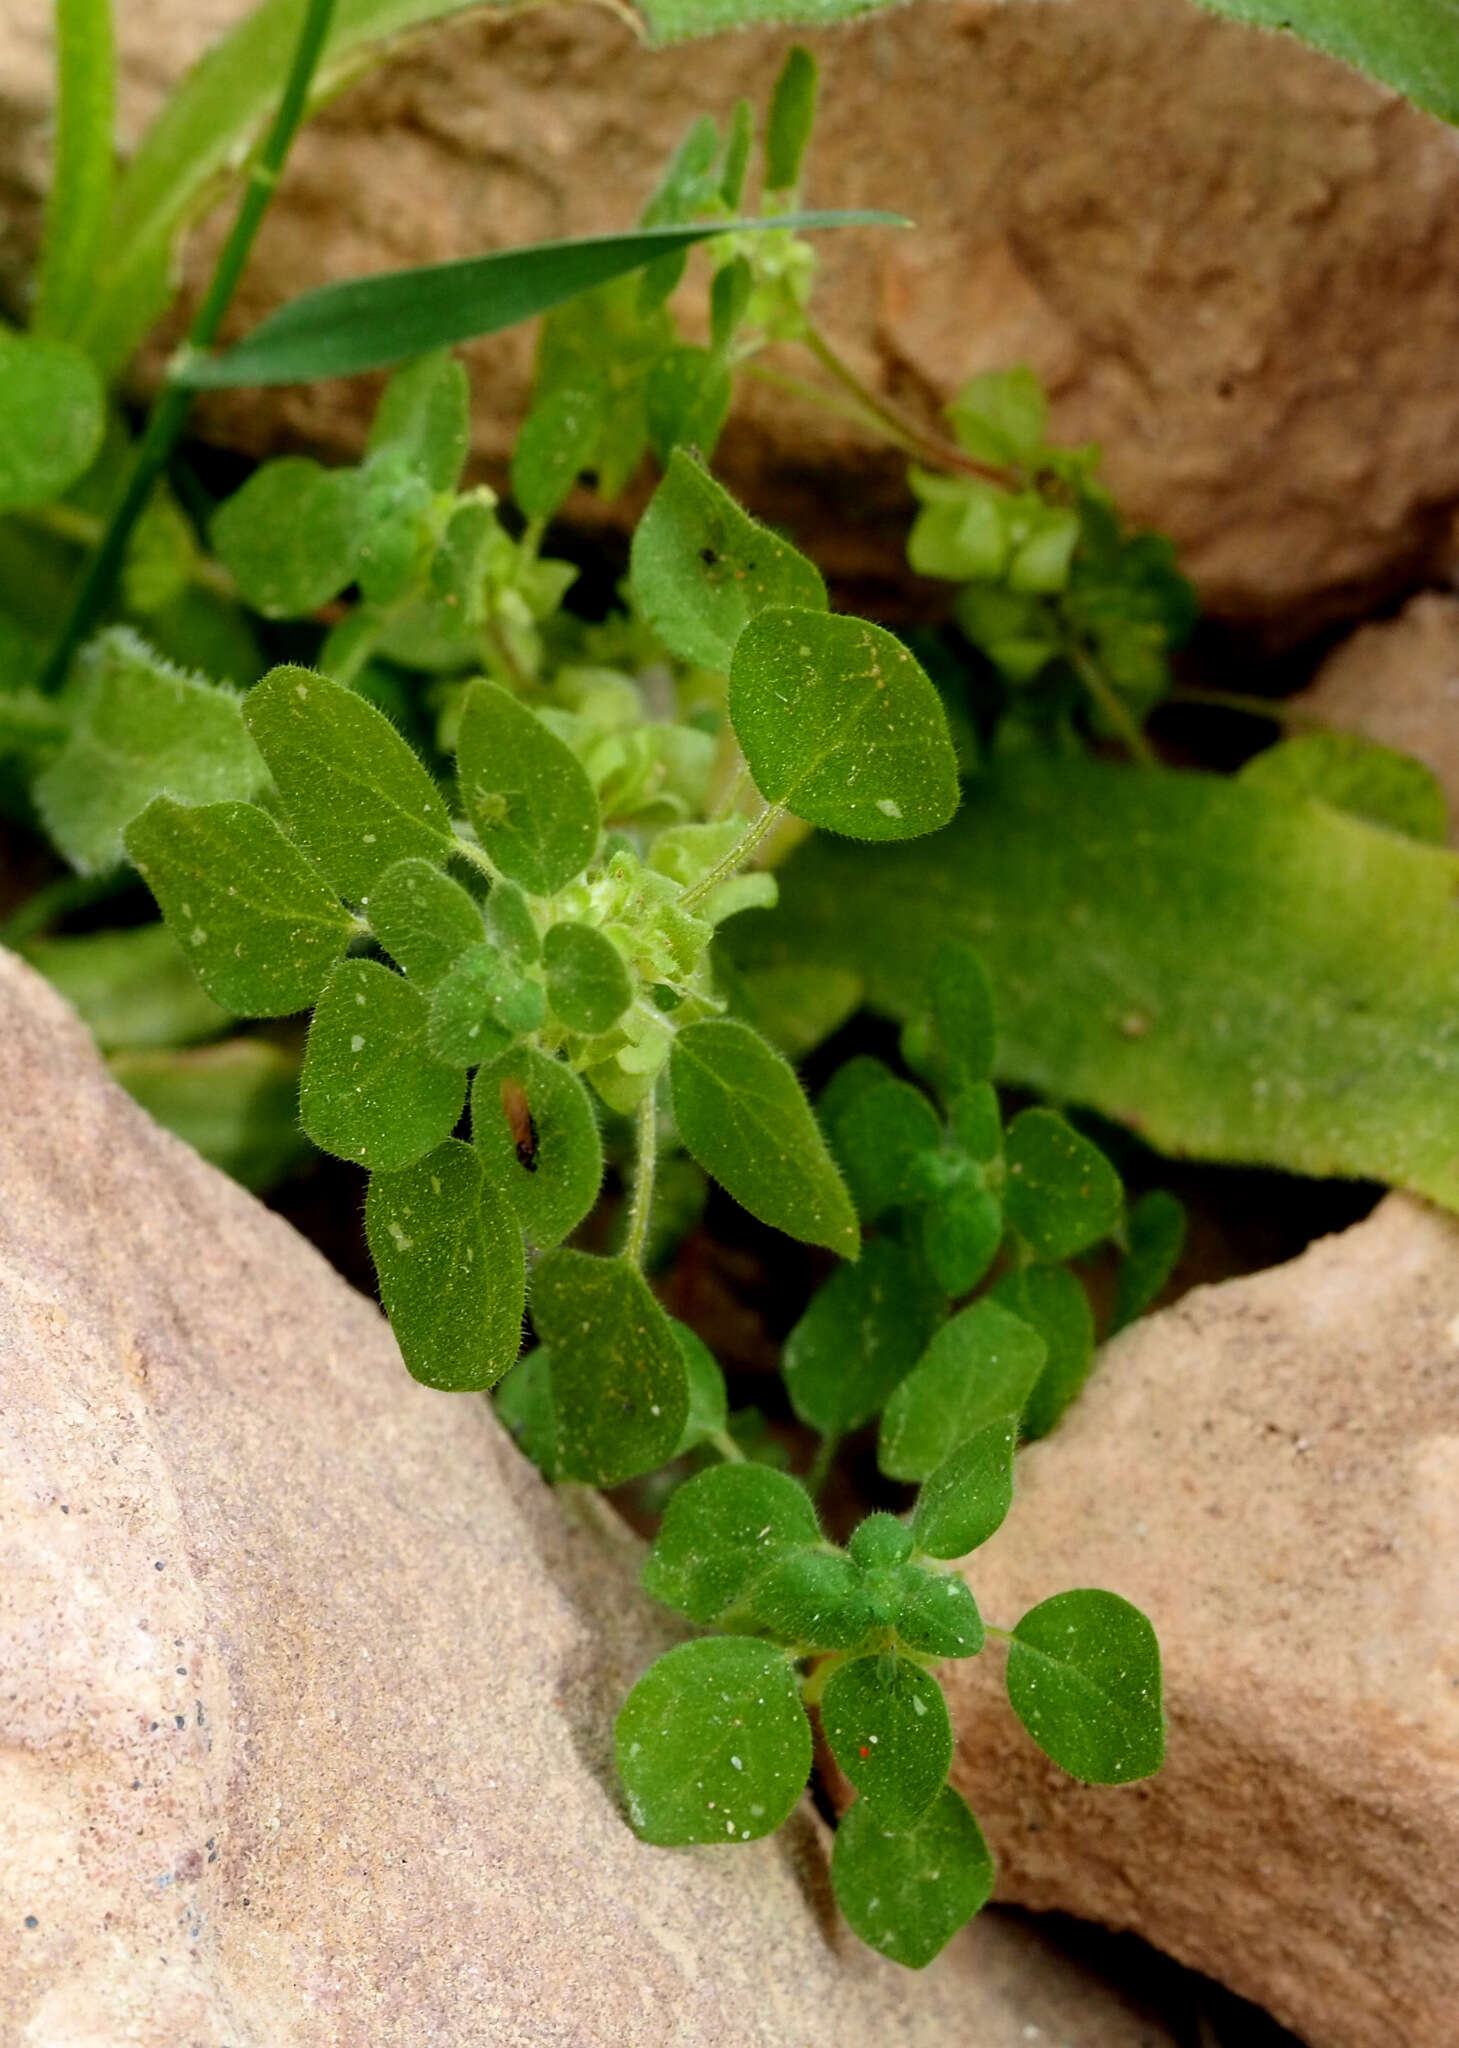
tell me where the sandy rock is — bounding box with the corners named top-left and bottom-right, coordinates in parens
top-left (7, 0), bottom-right (1459, 627)
top-left (1292, 592), bottom-right (1459, 835)
top-left (0, 943), bottom-right (1175, 2047)
top-left (944, 1193), bottom-right (1459, 2048)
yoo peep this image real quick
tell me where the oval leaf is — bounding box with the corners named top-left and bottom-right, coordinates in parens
top-left (126, 797), bottom-right (354, 1017)
top-left (1006, 1589), bottom-right (1165, 1786)
top-left (455, 680), bottom-right (599, 896)
top-left (616, 1636), bottom-right (811, 1847)
top-left (245, 665), bottom-right (454, 901)
top-left (641, 1462), bottom-right (820, 1624)
top-left (0, 331), bottom-right (104, 511)
top-left (894, 1565), bottom-right (985, 1662)
top-left (879, 1299), bottom-right (1046, 1484)
top-left (831, 1784), bottom-right (995, 1969)
top-left (211, 457), bottom-right (362, 618)
top-left (300, 958), bottom-right (466, 1170)
top-left (784, 1237), bottom-right (944, 1437)
top-left (471, 1045), bottom-right (604, 1248)
top-left (821, 1653), bottom-right (953, 1829)
top-left (366, 1139), bottom-right (525, 1391)
top-left (911, 1414), bottom-right (1017, 1560)
top-left (728, 608), bottom-right (959, 841)
top-left (531, 1249), bottom-right (688, 1485)
top-left (543, 920), bottom-right (633, 1035)
top-left (1003, 1107), bottom-right (1124, 1263)
top-left (669, 1017), bottom-right (858, 1257)
top-left (991, 1264), bottom-right (1097, 1440)
top-left (365, 856), bottom-right (484, 988)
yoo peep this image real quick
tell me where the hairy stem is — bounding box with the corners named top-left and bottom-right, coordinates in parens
top-left (799, 323), bottom-right (1018, 488)
top-left (679, 803), bottom-right (783, 911)
top-left (622, 1088), bottom-right (659, 1269)
top-left (39, 0), bottom-right (338, 689)
top-left (708, 1429), bottom-right (746, 1465)
top-left (805, 1430), bottom-right (839, 1501)
top-left (1066, 639), bottom-right (1159, 770)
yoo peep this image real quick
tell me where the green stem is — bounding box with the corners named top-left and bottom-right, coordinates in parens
top-left (708, 1429), bottom-right (746, 1465)
top-left (1066, 639), bottom-right (1159, 770)
top-left (38, 0), bottom-right (338, 690)
top-left (799, 322), bottom-right (1018, 488)
top-left (1166, 684), bottom-right (1317, 730)
top-left (805, 1431), bottom-right (839, 1501)
top-left (16, 500), bottom-right (240, 604)
top-left (622, 1089), bottom-right (659, 1269)
top-left (798, 1651), bottom-right (846, 1709)
top-left (679, 804), bottom-right (783, 911)
top-left (983, 1623), bottom-right (1013, 1644)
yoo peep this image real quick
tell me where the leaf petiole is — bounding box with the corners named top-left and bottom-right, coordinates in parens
top-left (678, 803), bottom-right (783, 910)
top-left (622, 1087), bottom-right (659, 1268)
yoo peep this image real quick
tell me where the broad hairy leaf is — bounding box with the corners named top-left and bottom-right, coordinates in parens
top-left (179, 214), bottom-right (901, 387)
top-left (783, 1237), bottom-right (944, 1436)
top-left (669, 1319), bottom-right (730, 1456)
top-left (367, 350), bottom-right (470, 492)
top-left (990, 1264), bottom-right (1096, 1441)
top-left (831, 1784), bottom-right (994, 1969)
top-left (26, 922), bottom-right (230, 1051)
top-left (511, 375), bottom-right (608, 521)
top-left (1189, 0), bottom-right (1459, 127)
top-left (366, 1138), bottom-right (525, 1390)
top-left (471, 1045), bottom-right (604, 1248)
top-left (642, 1461), bottom-right (820, 1623)
top-left (732, 755), bottom-right (1459, 1207)
top-left (831, 1078), bottom-right (943, 1221)
top-left (894, 1566), bottom-right (984, 1661)
top-left (669, 1017), bottom-right (858, 1256)
top-left (126, 797), bottom-right (354, 1016)
top-left (425, 945), bottom-right (518, 1067)
top-left (616, 1637), bottom-right (810, 1847)
top-left (365, 856), bottom-right (484, 987)
top-left (245, 664), bottom-right (454, 900)
top-left (729, 608), bottom-right (959, 840)
top-left (455, 680), bottom-right (599, 896)
top-left (1005, 1589), bottom-right (1164, 1786)
top-left (821, 1654), bottom-right (953, 1829)
top-left (911, 1415), bottom-right (1017, 1560)
top-left (531, 1249), bottom-right (688, 1485)
top-left (0, 332), bottom-right (105, 511)
top-left (629, 450), bottom-right (827, 672)
top-left (543, 920), bottom-right (633, 1034)
top-left (38, 629), bottom-right (266, 874)
top-left (1111, 1189), bottom-right (1187, 1336)
top-left (879, 1299), bottom-right (1046, 1484)
top-left (300, 957), bottom-right (466, 1169)
top-left (211, 457), bottom-right (362, 618)
top-left (1003, 1107), bottom-right (1123, 1263)
top-left (742, 1546), bottom-right (875, 1650)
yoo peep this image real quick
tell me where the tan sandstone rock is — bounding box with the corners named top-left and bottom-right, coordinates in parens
top-left (7, 0), bottom-right (1459, 627)
top-left (944, 1193), bottom-right (1459, 2048)
top-left (1291, 592), bottom-right (1459, 836)
top-left (0, 942), bottom-right (1176, 2047)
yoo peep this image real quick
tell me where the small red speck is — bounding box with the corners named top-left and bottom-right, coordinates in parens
top-left (859, 1746), bottom-right (870, 1758)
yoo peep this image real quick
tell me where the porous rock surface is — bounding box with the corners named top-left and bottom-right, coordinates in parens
top-left (1292, 591), bottom-right (1459, 836)
top-left (945, 1192), bottom-right (1459, 2048)
top-left (0, 944), bottom-right (1175, 2048)
top-left (7, 0), bottom-right (1459, 625)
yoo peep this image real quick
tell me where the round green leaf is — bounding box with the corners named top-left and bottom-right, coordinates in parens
top-left (669, 1017), bottom-right (858, 1258)
top-left (367, 351), bottom-right (470, 493)
top-left (1006, 1589), bottom-right (1164, 1785)
top-left (784, 1237), bottom-right (944, 1438)
top-left (743, 1547), bottom-right (875, 1652)
top-left (426, 944), bottom-right (520, 1068)
top-left (455, 679), bottom-right (599, 896)
top-left (847, 1514), bottom-right (914, 1574)
top-left (728, 608), bottom-right (959, 841)
top-left (0, 332), bottom-right (104, 511)
top-left (126, 797), bottom-right (353, 1018)
top-left (1002, 1107), bottom-right (1124, 1263)
top-left (531, 1249), bottom-right (688, 1485)
top-left (879, 1299), bottom-right (1046, 1484)
top-left (365, 857), bottom-right (484, 988)
top-left (992, 1264), bottom-right (1097, 1440)
top-left (669, 1319), bottom-right (730, 1457)
top-left (471, 1044), bottom-right (604, 1249)
top-left (822, 1654), bottom-right (953, 1829)
top-left (911, 1414), bottom-right (1017, 1560)
top-left (832, 1079), bottom-right (943, 1221)
top-left (511, 375), bottom-right (607, 521)
top-left (616, 1637), bottom-right (811, 1847)
top-left (831, 1785), bottom-right (995, 1969)
top-left (920, 1173), bottom-right (1002, 1298)
top-left (211, 457), bottom-right (362, 618)
top-left (642, 1462), bottom-right (819, 1624)
top-left (300, 958), bottom-right (466, 1171)
top-left (543, 920), bottom-right (633, 1034)
top-left (1111, 1189), bottom-right (1187, 1337)
top-left (494, 1345), bottom-right (557, 1478)
top-left (245, 666), bottom-right (454, 902)
top-left (366, 1139), bottom-right (525, 1391)
top-left (894, 1565), bottom-right (985, 1661)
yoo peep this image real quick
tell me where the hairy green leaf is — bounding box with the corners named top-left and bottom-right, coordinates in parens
top-left (822, 1654), bottom-right (953, 1829)
top-left (455, 680), bottom-right (599, 896)
top-left (764, 45), bottom-right (817, 191)
top-left (729, 609), bottom-right (959, 840)
top-left (366, 1138), bottom-right (524, 1390)
top-left (616, 1637), bottom-right (810, 1846)
top-left (990, 1265), bottom-right (1096, 1441)
top-left (300, 958), bottom-right (466, 1169)
top-left (365, 856), bottom-right (484, 986)
top-left (180, 215), bottom-right (902, 387)
top-left (642, 1462), bottom-right (820, 1623)
top-left (670, 1017), bottom-right (858, 1256)
top-left (629, 450), bottom-right (827, 673)
top-left (245, 664), bottom-right (454, 900)
top-left (1111, 1189), bottom-right (1187, 1336)
top-left (920, 1172), bottom-right (1002, 1297)
top-left (743, 1546), bottom-right (875, 1650)
top-left (832, 1079), bottom-right (943, 1221)
top-left (38, 629), bottom-right (267, 874)
top-left (737, 756), bottom-right (1459, 1204)
top-left (1003, 1107), bottom-right (1123, 1263)
top-left (1238, 729), bottom-right (1448, 843)
top-left (211, 458), bottom-right (362, 618)
top-left (784, 1237), bottom-right (944, 1436)
top-left (912, 1416), bottom-right (1017, 1560)
top-left (1005, 1589), bottom-right (1164, 1786)
top-left (126, 797), bottom-right (355, 1016)
top-left (424, 945), bottom-right (518, 1067)
top-left (367, 350), bottom-right (470, 492)
top-left (0, 333), bottom-right (105, 511)
top-left (494, 1346), bottom-right (557, 1478)
top-left (831, 1785), bottom-right (994, 1969)
top-left (880, 1300), bottom-right (1046, 1484)
top-left (532, 1250), bottom-right (688, 1485)
top-left (511, 375), bottom-right (607, 521)
top-left (471, 1045), bottom-right (604, 1248)
top-left (543, 921), bottom-right (633, 1034)
top-left (894, 1566), bottom-right (984, 1661)
top-left (670, 1319), bottom-right (730, 1456)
